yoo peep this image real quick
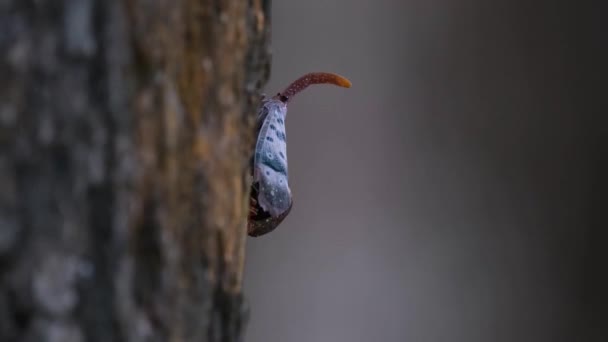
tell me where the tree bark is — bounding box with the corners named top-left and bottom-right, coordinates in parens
top-left (0, 0), bottom-right (271, 341)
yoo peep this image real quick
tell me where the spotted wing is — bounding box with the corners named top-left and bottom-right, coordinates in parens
top-left (253, 99), bottom-right (292, 217)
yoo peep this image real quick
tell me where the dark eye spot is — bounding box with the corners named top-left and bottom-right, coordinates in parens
top-left (280, 95), bottom-right (289, 102)
top-left (266, 136), bottom-right (274, 142)
top-left (270, 124), bottom-right (276, 130)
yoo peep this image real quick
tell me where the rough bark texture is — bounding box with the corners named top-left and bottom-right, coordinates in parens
top-left (0, 0), bottom-right (271, 341)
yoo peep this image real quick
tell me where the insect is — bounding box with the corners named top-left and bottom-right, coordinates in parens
top-left (247, 72), bottom-right (351, 237)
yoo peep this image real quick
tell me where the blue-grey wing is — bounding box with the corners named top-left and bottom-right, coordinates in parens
top-left (253, 100), bottom-right (291, 217)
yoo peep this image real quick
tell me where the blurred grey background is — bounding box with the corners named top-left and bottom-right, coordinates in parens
top-left (244, 1), bottom-right (606, 341)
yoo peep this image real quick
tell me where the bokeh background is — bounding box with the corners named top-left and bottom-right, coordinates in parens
top-left (244, 1), bottom-right (606, 341)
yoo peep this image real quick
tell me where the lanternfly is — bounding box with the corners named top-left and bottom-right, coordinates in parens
top-left (248, 72), bottom-right (351, 237)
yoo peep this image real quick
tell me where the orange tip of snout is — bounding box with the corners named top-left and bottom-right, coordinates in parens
top-left (335, 74), bottom-right (352, 88)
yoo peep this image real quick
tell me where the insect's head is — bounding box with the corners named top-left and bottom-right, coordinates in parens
top-left (272, 72), bottom-right (351, 104)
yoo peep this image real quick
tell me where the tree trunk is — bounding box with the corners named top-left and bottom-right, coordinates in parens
top-left (0, 0), bottom-right (270, 341)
